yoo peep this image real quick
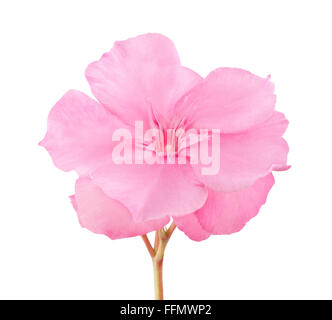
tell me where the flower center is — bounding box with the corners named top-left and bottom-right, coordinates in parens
top-left (153, 128), bottom-right (182, 156)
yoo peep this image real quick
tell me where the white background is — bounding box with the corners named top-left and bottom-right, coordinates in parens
top-left (1, 0), bottom-right (331, 300)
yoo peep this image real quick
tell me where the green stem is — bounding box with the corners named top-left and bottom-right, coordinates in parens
top-left (141, 223), bottom-right (176, 300)
top-left (153, 256), bottom-right (164, 300)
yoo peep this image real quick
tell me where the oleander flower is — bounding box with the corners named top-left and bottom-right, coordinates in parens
top-left (40, 33), bottom-right (289, 241)
top-left (40, 33), bottom-right (289, 299)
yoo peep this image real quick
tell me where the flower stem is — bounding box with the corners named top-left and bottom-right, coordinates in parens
top-left (141, 234), bottom-right (154, 258)
top-left (141, 223), bottom-right (176, 300)
top-left (153, 256), bottom-right (164, 300)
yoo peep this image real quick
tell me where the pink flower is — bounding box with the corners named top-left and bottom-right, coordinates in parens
top-left (40, 33), bottom-right (289, 242)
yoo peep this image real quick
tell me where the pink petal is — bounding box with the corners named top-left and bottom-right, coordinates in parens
top-left (175, 68), bottom-right (275, 133)
top-left (195, 173), bottom-right (275, 235)
top-left (69, 195), bottom-right (78, 211)
top-left (39, 90), bottom-right (128, 175)
top-left (91, 161), bottom-right (208, 222)
top-left (172, 214), bottom-right (210, 241)
top-left (85, 33), bottom-right (202, 128)
top-left (72, 177), bottom-right (169, 239)
top-left (191, 111), bottom-right (289, 192)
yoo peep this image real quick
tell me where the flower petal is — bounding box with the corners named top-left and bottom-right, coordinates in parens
top-left (39, 90), bottom-right (128, 175)
top-left (172, 214), bottom-right (210, 241)
top-left (91, 161), bottom-right (208, 222)
top-left (71, 177), bottom-right (169, 239)
top-left (191, 111), bottom-right (289, 192)
top-left (195, 173), bottom-right (275, 235)
top-left (85, 33), bottom-right (202, 127)
top-left (176, 68), bottom-right (275, 133)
